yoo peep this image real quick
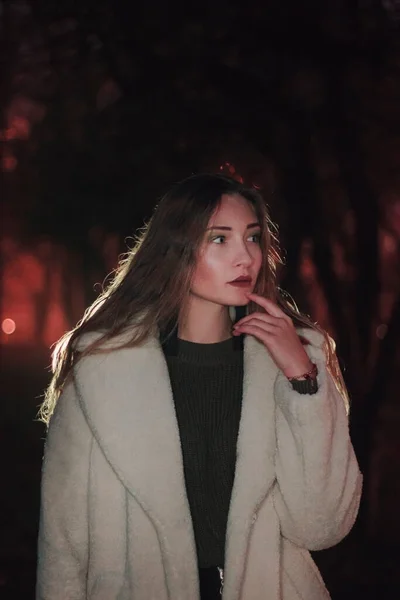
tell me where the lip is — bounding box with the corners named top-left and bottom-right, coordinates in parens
top-left (228, 276), bottom-right (252, 283)
top-left (228, 276), bottom-right (252, 288)
top-left (228, 281), bottom-right (252, 288)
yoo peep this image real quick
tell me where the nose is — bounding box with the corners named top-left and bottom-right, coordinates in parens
top-left (233, 242), bottom-right (253, 267)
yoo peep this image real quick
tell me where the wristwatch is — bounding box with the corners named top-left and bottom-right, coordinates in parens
top-left (288, 363), bottom-right (319, 395)
top-left (290, 377), bottom-right (319, 395)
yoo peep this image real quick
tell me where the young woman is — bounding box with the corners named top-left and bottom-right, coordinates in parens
top-left (37, 173), bottom-right (362, 600)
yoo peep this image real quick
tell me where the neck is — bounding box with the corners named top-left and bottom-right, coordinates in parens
top-left (178, 300), bottom-right (232, 344)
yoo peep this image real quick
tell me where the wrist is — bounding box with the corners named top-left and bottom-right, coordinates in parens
top-left (285, 362), bottom-right (318, 382)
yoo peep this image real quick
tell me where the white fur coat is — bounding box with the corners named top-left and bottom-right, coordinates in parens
top-left (36, 328), bottom-right (362, 599)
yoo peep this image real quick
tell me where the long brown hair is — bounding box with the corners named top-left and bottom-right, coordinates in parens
top-left (39, 173), bottom-right (348, 425)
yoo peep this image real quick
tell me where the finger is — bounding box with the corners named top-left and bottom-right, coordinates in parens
top-left (247, 294), bottom-right (293, 322)
top-left (234, 316), bottom-right (280, 331)
top-left (235, 322), bottom-right (274, 345)
top-left (234, 313), bottom-right (281, 328)
top-left (235, 320), bottom-right (278, 334)
top-left (246, 294), bottom-right (286, 317)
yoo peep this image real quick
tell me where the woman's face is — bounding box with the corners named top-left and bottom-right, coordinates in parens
top-left (190, 194), bottom-right (263, 308)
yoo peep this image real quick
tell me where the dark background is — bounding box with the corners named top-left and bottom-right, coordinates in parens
top-left (1, 1), bottom-right (400, 598)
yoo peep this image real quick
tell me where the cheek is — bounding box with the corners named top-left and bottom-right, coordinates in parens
top-left (192, 250), bottom-right (224, 288)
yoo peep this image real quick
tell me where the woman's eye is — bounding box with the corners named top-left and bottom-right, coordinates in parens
top-left (211, 235), bottom-right (226, 244)
top-left (248, 233), bottom-right (261, 243)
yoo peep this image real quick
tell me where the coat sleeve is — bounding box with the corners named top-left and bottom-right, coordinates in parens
top-left (272, 330), bottom-right (363, 551)
top-left (36, 379), bottom-right (92, 599)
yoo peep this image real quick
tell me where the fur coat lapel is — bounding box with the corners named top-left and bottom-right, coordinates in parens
top-left (73, 333), bottom-right (279, 598)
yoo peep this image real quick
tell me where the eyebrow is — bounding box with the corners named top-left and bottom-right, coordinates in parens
top-left (206, 222), bottom-right (261, 231)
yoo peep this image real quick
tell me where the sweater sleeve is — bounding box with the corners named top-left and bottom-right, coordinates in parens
top-left (272, 331), bottom-right (363, 551)
top-left (36, 379), bottom-right (91, 600)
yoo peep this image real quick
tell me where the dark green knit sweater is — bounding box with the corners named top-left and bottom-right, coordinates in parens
top-left (162, 332), bottom-right (243, 568)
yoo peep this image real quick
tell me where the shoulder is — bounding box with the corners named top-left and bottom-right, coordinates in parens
top-left (73, 331), bottom-right (105, 352)
top-left (73, 326), bottom-right (144, 353)
top-left (71, 327), bottom-right (160, 386)
top-left (72, 312), bottom-right (152, 353)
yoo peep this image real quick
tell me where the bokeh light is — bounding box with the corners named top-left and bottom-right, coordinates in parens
top-left (2, 318), bottom-right (16, 335)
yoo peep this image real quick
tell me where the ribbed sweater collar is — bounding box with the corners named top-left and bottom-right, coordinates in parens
top-left (161, 326), bottom-right (244, 366)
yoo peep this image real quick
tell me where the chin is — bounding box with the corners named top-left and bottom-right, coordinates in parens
top-left (225, 291), bottom-right (252, 306)
top-left (234, 297), bottom-right (251, 306)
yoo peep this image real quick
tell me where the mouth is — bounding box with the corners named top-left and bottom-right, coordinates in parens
top-left (228, 276), bottom-right (252, 288)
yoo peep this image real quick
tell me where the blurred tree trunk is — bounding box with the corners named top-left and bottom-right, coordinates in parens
top-left (323, 66), bottom-right (382, 534)
top-left (277, 106), bottom-right (352, 362)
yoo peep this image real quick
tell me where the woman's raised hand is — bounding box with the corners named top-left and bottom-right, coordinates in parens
top-left (233, 293), bottom-right (313, 379)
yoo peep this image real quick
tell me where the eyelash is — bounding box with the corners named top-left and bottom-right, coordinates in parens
top-left (211, 233), bottom-right (261, 244)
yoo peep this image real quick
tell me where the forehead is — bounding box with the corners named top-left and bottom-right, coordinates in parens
top-left (209, 193), bottom-right (257, 225)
